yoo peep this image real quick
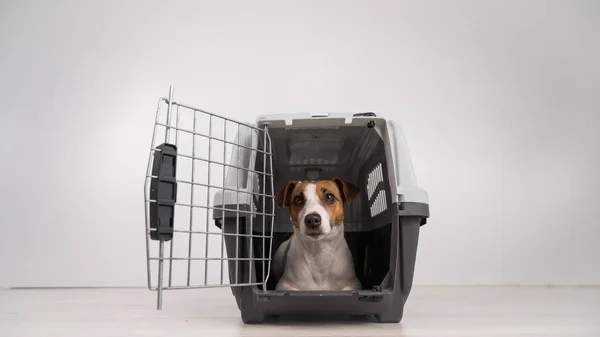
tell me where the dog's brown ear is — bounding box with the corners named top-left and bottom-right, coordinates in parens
top-left (332, 177), bottom-right (360, 203)
top-left (276, 181), bottom-right (297, 208)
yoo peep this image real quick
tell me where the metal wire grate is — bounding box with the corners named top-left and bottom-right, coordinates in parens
top-left (143, 86), bottom-right (275, 309)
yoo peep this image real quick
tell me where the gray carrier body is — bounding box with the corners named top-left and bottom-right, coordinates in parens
top-left (144, 86), bottom-right (429, 324)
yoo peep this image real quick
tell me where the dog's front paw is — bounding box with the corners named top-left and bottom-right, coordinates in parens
top-left (276, 280), bottom-right (299, 291)
top-left (341, 285), bottom-right (360, 291)
top-left (341, 280), bottom-right (362, 291)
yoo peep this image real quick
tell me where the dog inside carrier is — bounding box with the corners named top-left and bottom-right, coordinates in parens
top-left (144, 86), bottom-right (429, 323)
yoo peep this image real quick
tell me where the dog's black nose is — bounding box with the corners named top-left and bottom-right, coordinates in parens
top-left (304, 213), bottom-right (321, 229)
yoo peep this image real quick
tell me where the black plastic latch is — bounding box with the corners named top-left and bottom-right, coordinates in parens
top-left (149, 143), bottom-right (177, 241)
top-left (372, 285), bottom-right (382, 292)
top-left (214, 218), bottom-right (223, 230)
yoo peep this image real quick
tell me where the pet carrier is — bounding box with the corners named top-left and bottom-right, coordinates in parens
top-left (144, 86), bottom-right (429, 323)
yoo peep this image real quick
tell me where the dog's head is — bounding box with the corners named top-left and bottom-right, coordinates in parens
top-left (276, 178), bottom-right (360, 240)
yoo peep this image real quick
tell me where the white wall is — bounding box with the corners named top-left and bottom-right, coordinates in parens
top-left (1, 0), bottom-right (599, 287)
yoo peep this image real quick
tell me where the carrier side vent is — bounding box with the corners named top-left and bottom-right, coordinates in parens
top-left (367, 163), bottom-right (388, 217)
top-left (370, 190), bottom-right (387, 217)
top-left (367, 163), bottom-right (383, 199)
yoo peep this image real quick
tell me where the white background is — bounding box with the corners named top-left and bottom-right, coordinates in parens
top-left (1, 0), bottom-right (599, 287)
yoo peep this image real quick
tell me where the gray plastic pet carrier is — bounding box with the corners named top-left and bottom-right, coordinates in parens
top-left (144, 86), bottom-right (429, 323)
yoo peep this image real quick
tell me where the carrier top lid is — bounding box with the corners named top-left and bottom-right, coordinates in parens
top-left (256, 112), bottom-right (383, 128)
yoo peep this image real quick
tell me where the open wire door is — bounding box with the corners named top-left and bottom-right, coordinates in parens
top-left (143, 86), bottom-right (275, 309)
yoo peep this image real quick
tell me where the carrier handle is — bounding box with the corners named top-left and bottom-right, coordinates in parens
top-left (148, 143), bottom-right (178, 241)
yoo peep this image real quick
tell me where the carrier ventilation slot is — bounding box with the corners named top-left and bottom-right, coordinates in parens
top-left (367, 163), bottom-right (388, 217)
top-left (367, 163), bottom-right (383, 199)
top-left (370, 190), bottom-right (387, 217)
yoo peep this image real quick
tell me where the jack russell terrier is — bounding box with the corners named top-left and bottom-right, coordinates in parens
top-left (272, 177), bottom-right (362, 291)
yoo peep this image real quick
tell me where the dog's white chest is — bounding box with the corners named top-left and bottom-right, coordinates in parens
top-left (274, 232), bottom-right (361, 291)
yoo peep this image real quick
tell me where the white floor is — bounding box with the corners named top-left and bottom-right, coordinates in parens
top-left (1, 286), bottom-right (599, 337)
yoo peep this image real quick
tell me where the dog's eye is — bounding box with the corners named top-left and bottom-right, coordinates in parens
top-left (293, 196), bottom-right (304, 206)
top-left (325, 192), bottom-right (335, 203)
